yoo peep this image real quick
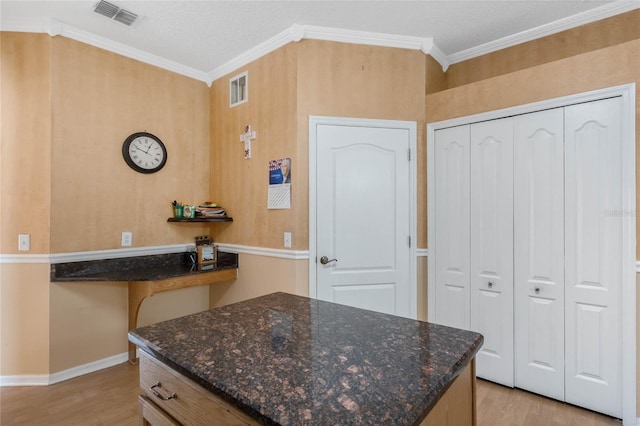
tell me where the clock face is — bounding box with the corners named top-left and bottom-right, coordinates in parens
top-left (122, 132), bottom-right (167, 173)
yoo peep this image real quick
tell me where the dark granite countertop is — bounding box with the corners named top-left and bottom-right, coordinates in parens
top-left (51, 251), bottom-right (238, 282)
top-left (129, 292), bottom-right (483, 425)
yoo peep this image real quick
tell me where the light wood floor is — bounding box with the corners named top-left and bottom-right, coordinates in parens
top-left (0, 362), bottom-right (622, 425)
top-left (476, 380), bottom-right (620, 426)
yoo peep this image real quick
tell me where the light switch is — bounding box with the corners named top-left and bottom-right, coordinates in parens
top-left (18, 234), bottom-right (30, 251)
top-left (284, 232), bottom-right (292, 248)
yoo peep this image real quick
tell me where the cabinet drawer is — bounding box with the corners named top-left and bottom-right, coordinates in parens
top-left (139, 395), bottom-right (180, 426)
top-left (139, 351), bottom-right (259, 426)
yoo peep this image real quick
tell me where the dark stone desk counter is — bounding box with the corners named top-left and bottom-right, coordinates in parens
top-left (129, 292), bottom-right (483, 425)
top-left (50, 251), bottom-right (238, 282)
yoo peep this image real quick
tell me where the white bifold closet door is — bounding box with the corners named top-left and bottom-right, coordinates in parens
top-left (434, 125), bottom-right (470, 330)
top-left (470, 118), bottom-right (514, 387)
top-left (432, 96), bottom-right (624, 419)
top-left (513, 108), bottom-right (566, 401)
top-left (564, 98), bottom-right (623, 418)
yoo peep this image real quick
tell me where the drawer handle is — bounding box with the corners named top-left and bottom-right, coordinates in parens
top-left (150, 382), bottom-right (177, 401)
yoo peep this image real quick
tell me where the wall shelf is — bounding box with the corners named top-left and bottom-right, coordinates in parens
top-left (167, 217), bottom-right (233, 223)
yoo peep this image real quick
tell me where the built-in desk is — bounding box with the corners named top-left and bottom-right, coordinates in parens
top-left (51, 251), bottom-right (238, 363)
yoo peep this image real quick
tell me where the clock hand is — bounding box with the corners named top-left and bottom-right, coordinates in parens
top-left (144, 141), bottom-right (154, 154)
top-left (134, 147), bottom-right (154, 157)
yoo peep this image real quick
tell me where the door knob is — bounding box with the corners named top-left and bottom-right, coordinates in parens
top-left (534, 287), bottom-right (541, 294)
top-left (320, 256), bottom-right (337, 265)
top-left (488, 282), bottom-right (494, 288)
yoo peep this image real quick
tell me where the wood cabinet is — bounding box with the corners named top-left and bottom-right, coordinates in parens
top-left (138, 350), bottom-right (476, 426)
top-left (139, 395), bottom-right (180, 426)
top-left (419, 360), bottom-right (476, 426)
top-left (139, 351), bottom-right (259, 426)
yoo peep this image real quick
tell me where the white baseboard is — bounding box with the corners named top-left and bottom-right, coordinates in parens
top-left (0, 350), bottom-right (136, 386)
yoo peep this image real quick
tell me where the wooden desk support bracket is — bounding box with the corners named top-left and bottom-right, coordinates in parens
top-left (128, 268), bottom-right (237, 363)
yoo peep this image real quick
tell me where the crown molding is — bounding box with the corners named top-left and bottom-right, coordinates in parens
top-left (206, 24), bottom-right (299, 84)
top-left (3, 2), bottom-right (635, 86)
top-left (302, 25), bottom-right (448, 71)
top-left (422, 40), bottom-right (449, 72)
top-left (208, 24), bottom-right (448, 83)
top-left (0, 17), bottom-right (210, 84)
top-left (301, 24), bottom-right (425, 50)
top-left (447, 1), bottom-right (640, 65)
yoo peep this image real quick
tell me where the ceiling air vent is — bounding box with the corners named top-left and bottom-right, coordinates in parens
top-left (93, 0), bottom-right (139, 26)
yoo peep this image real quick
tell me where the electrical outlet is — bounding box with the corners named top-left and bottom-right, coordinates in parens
top-left (121, 232), bottom-right (132, 247)
top-left (284, 232), bottom-right (292, 248)
top-left (18, 234), bottom-right (30, 251)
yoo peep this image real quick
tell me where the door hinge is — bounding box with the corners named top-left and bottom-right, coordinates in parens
top-left (408, 148), bottom-right (411, 161)
top-left (408, 236), bottom-right (411, 248)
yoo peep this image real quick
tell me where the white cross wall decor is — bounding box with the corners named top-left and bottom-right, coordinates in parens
top-left (240, 125), bottom-right (256, 159)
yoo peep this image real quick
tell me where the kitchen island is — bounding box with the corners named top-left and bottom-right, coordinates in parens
top-left (129, 292), bottom-right (483, 425)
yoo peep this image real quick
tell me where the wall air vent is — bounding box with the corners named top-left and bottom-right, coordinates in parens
top-left (93, 0), bottom-right (139, 26)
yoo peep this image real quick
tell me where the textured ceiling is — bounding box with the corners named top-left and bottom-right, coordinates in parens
top-left (1, 0), bottom-right (635, 75)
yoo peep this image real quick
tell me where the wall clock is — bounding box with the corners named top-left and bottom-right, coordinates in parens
top-left (122, 132), bottom-right (167, 173)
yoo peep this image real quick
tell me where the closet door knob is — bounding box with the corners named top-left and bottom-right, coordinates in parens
top-left (534, 287), bottom-right (541, 294)
top-left (487, 282), bottom-right (494, 288)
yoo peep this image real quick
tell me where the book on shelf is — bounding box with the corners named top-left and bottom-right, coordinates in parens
top-left (196, 206), bottom-right (227, 217)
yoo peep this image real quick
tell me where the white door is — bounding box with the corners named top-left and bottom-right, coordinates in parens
top-left (434, 125), bottom-right (470, 329)
top-left (564, 97), bottom-right (623, 417)
top-left (514, 108), bottom-right (565, 401)
top-left (314, 121), bottom-right (413, 318)
top-left (470, 118), bottom-right (514, 387)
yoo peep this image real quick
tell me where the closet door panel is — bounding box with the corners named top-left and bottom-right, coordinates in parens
top-left (434, 125), bottom-right (470, 330)
top-left (564, 97), bottom-right (622, 418)
top-left (514, 108), bottom-right (565, 401)
top-left (470, 118), bottom-right (514, 387)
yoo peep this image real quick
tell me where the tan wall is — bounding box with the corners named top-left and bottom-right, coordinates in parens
top-left (0, 33), bottom-right (52, 376)
top-left (50, 283), bottom-right (208, 373)
top-left (1, 33), bottom-right (215, 375)
top-left (209, 253), bottom-right (308, 308)
top-left (0, 264), bottom-right (50, 376)
top-left (210, 40), bottom-right (430, 250)
top-left (426, 37), bottom-right (640, 415)
top-left (210, 43), bottom-right (299, 249)
top-left (50, 37), bottom-right (211, 253)
top-left (445, 9), bottom-right (640, 88)
top-left (209, 40), bottom-right (431, 312)
top-left (0, 33), bottom-right (51, 255)
top-left (296, 40), bottom-right (429, 248)
top-left (417, 257), bottom-right (427, 321)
